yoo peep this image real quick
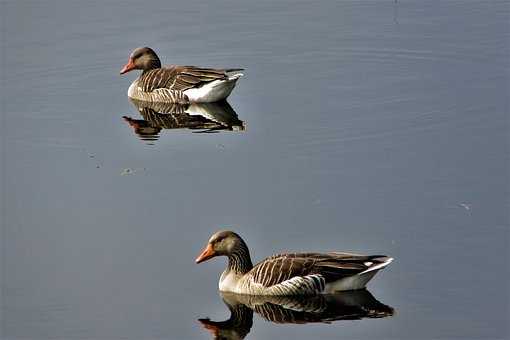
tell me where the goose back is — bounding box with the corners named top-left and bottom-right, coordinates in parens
top-left (138, 66), bottom-right (229, 93)
top-left (239, 252), bottom-right (392, 295)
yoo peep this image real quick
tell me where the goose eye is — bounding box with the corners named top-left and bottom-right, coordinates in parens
top-left (131, 51), bottom-right (143, 59)
top-left (214, 236), bottom-right (225, 245)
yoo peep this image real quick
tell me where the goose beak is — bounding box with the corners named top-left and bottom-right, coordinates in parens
top-left (196, 243), bottom-right (215, 263)
top-left (120, 58), bottom-right (135, 74)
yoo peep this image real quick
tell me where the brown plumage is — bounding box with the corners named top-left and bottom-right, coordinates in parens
top-left (137, 66), bottom-right (230, 93)
top-left (247, 252), bottom-right (387, 288)
top-left (196, 230), bottom-right (393, 295)
top-left (120, 47), bottom-right (244, 103)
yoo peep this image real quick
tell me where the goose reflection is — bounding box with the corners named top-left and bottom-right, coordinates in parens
top-left (123, 98), bottom-right (245, 142)
top-left (199, 290), bottom-right (394, 339)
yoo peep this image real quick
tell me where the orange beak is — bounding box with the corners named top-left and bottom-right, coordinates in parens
top-left (120, 58), bottom-right (136, 74)
top-left (196, 243), bottom-right (216, 263)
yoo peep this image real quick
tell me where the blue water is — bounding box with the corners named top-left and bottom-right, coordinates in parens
top-left (1, 1), bottom-right (509, 339)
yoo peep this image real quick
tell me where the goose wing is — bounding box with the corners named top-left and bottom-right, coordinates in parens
top-left (137, 68), bottom-right (178, 92)
top-left (136, 66), bottom-right (228, 92)
top-left (169, 66), bottom-right (232, 91)
top-left (248, 253), bottom-right (389, 287)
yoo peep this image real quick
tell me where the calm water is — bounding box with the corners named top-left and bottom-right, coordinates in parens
top-left (1, 1), bottom-right (509, 339)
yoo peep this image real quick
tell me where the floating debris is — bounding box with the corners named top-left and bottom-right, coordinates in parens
top-left (459, 203), bottom-right (471, 211)
top-left (120, 167), bottom-right (147, 175)
top-left (121, 168), bottom-right (134, 175)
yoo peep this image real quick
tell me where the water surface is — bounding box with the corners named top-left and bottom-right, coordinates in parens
top-left (1, 1), bottom-right (509, 339)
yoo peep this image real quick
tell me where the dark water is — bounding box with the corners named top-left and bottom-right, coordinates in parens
top-left (1, 1), bottom-right (509, 339)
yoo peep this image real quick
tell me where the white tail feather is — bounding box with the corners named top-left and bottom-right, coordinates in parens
top-left (359, 257), bottom-right (393, 275)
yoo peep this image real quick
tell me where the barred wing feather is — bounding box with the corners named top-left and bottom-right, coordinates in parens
top-left (249, 253), bottom-right (389, 288)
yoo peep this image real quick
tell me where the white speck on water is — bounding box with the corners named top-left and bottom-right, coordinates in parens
top-left (459, 203), bottom-right (471, 211)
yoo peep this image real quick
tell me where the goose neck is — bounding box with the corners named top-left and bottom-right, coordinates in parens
top-left (226, 244), bottom-right (253, 275)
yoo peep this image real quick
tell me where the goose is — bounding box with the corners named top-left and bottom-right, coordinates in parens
top-left (196, 231), bottom-right (393, 296)
top-left (120, 47), bottom-right (244, 104)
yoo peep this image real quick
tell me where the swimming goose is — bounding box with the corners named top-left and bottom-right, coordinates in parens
top-left (196, 231), bottom-right (393, 296)
top-left (120, 47), bottom-right (244, 103)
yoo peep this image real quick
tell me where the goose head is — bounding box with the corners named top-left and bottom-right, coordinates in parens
top-left (120, 47), bottom-right (162, 74)
top-left (196, 231), bottom-right (247, 264)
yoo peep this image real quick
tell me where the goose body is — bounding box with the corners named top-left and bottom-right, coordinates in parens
top-left (121, 47), bottom-right (243, 104)
top-left (196, 231), bottom-right (393, 296)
